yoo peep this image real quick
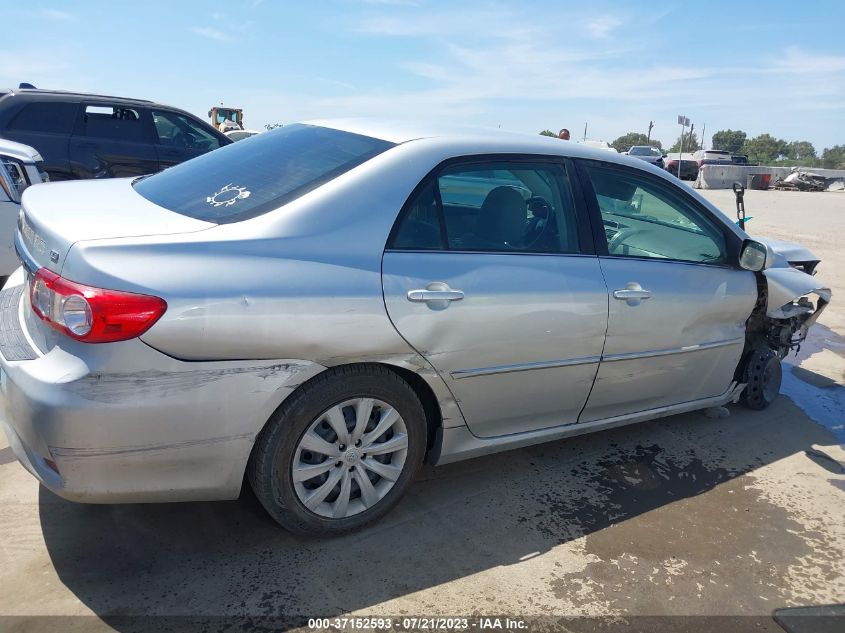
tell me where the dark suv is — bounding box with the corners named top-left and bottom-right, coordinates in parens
top-left (0, 87), bottom-right (231, 181)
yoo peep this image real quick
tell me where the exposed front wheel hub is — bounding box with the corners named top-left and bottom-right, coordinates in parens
top-left (741, 346), bottom-right (782, 410)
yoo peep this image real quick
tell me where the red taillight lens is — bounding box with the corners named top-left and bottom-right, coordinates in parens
top-left (29, 268), bottom-right (167, 343)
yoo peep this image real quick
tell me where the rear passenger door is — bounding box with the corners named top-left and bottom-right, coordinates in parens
top-left (151, 110), bottom-right (225, 169)
top-left (69, 104), bottom-right (158, 179)
top-left (1, 101), bottom-right (78, 180)
top-left (382, 157), bottom-right (608, 438)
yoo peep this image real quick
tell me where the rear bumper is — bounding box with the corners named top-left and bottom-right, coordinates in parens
top-left (0, 272), bottom-right (324, 503)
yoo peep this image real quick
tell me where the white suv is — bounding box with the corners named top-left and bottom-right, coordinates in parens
top-left (0, 139), bottom-right (47, 283)
top-left (692, 149), bottom-right (733, 166)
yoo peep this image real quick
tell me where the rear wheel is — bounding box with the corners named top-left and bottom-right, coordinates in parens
top-left (741, 346), bottom-right (782, 410)
top-left (248, 365), bottom-right (426, 535)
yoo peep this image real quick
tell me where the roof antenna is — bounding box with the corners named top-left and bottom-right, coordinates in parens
top-left (18, 82), bottom-right (37, 89)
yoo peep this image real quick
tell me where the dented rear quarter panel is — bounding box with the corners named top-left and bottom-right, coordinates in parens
top-left (2, 307), bottom-right (328, 501)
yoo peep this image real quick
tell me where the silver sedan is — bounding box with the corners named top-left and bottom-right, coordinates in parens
top-left (0, 121), bottom-right (831, 535)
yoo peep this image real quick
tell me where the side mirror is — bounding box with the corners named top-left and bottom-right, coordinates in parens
top-left (662, 153), bottom-right (668, 158)
top-left (739, 239), bottom-right (768, 271)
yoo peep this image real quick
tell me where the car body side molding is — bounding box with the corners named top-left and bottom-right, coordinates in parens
top-left (450, 355), bottom-right (602, 379)
top-left (601, 337), bottom-right (744, 363)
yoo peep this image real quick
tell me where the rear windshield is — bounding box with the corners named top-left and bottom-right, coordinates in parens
top-left (133, 124), bottom-right (394, 223)
top-left (629, 147), bottom-right (661, 156)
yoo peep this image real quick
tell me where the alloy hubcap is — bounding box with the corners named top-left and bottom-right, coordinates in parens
top-left (291, 398), bottom-right (408, 519)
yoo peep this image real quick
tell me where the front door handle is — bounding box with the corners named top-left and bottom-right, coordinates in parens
top-left (613, 282), bottom-right (652, 306)
top-left (408, 290), bottom-right (464, 301)
top-left (407, 282), bottom-right (464, 308)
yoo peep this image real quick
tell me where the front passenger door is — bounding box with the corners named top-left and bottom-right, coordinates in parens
top-left (151, 110), bottom-right (224, 169)
top-left (382, 158), bottom-right (608, 438)
top-left (577, 162), bottom-right (757, 422)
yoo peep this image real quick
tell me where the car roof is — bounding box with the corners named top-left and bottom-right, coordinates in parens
top-left (0, 89), bottom-right (229, 142)
top-left (305, 118), bottom-right (650, 167)
top-left (1, 87), bottom-right (155, 107)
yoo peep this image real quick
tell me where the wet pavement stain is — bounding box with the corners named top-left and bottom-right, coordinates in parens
top-left (541, 442), bottom-right (841, 614)
top-left (522, 443), bottom-right (743, 544)
top-left (782, 323), bottom-right (845, 442)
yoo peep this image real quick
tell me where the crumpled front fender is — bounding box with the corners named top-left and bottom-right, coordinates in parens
top-left (763, 266), bottom-right (831, 320)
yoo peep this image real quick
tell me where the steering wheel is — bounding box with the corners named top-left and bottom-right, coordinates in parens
top-left (607, 227), bottom-right (647, 255)
top-left (523, 196), bottom-right (553, 248)
top-left (171, 130), bottom-right (188, 147)
top-left (182, 132), bottom-right (201, 149)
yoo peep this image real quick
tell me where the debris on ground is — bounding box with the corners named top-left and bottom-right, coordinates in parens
top-left (772, 168), bottom-right (845, 192)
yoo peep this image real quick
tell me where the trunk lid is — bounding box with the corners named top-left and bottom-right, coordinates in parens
top-left (17, 178), bottom-right (215, 274)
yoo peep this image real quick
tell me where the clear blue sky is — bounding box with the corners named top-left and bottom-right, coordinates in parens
top-left (7, 1), bottom-right (845, 151)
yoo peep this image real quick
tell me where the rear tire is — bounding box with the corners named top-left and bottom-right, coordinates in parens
top-left (741, 346), bottom-right (782, 410)
top-left (248, 365), bottom-right (426, 536)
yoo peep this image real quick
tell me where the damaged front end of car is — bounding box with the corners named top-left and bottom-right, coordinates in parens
top-left (735, 237), bottom-right (831, 409)
top-left (756, 239), bottom-right (830, 357)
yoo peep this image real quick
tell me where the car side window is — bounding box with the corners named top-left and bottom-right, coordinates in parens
top-left (152, 110), bottom-right (221, 150)
top-left (390, 160), bottom-right (580, 254)
top-left (390, 180), bottom-right (444, 250)
top-left (80, 105), bottom-right (146, 142)
top-left (9, 102), bottom-right (78, 134)
top-left (586, 165), bottom-right (727, 264)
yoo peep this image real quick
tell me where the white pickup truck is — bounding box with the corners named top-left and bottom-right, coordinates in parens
top-left (0, 139), bottom-right (47, 284)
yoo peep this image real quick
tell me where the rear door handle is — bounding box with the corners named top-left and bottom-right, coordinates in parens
top-left (407, 282), bottom-right (464, 306)
top-left (613, 282), bottom-right (652, 305)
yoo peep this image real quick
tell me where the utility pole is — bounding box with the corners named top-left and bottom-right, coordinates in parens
top-left (687, 123), bottom-right (695, 155)
top-left (647, 120), bottom-right (654, 143)
top-left (701, 122), bottom-right (706, 150)
top-left (583, 122), bottom-right (588, 141)
top-left (676, 115), bottom-right (690, 178)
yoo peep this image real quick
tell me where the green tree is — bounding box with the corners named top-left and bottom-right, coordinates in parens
top-left (669, 132), bottom-right (701, 153)
top-left (610, 132), bottom-right (661, 153)
top-left (821, 145), bottom-right (845, 169)
top-left (741, 134), bottom-right (788, 164)
top-left (711, 129), bottom-right (747, 154)
top-left (539, 129), bottom-right (557, 137)
top-left (786, 140), bottom-right (817, 161)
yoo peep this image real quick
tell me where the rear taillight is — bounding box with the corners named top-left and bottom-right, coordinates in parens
top-left (30, 268), bottom-right (167, 343)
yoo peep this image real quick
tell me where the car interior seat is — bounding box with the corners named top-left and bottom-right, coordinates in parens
top-left (473, 186), bottom-right (527, 249)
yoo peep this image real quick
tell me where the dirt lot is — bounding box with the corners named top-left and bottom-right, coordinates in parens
top-left (0, 189), bottom-right (843, 631)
